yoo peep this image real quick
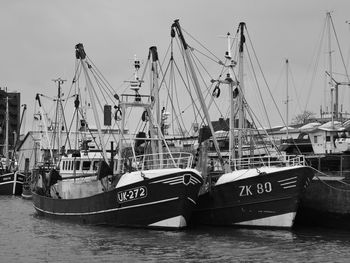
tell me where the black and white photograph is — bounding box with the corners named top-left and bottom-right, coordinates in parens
top-left (1, 0), bottom-right (350, 262)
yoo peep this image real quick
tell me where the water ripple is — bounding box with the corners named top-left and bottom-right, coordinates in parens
top-left (1, 196), bottom-right (350, 262)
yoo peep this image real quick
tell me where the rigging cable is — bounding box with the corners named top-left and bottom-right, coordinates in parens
top-left (330, 15), bottom-right (350, 83)
top-left (303, 16), bottom-right (327, 112)
top-left (288, 61), bottom-right (303, 114)
top-left (246, 27), bottom-right (285, 132)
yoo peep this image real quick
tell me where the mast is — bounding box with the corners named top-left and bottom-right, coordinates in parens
top-left (116, 56), bottom-right (144, 174)
top-left (171, 20), bottom-right (224, 166)
top-left (52, 78), bottom-right (66, 163)
top-left (285, 59), bottom-right (289, 138)
top-left (224, 32), bottom-right (236, 164)
top-left (237, 22), bottom-right (245, 158)
top-left (75, 43), bottom-right (109, 164)
top-left (149, 46), bottom-right (163, 167)
top-left (116, 101), bottom-right (126, 175)
top-left (18, 104), bottom-right (27, 139)
top-left (327, 12), bottom-right (336, 125)
top-left (5, 96), bottom-right (9, 169)
top-left (35, 93), bottom-right (54, 163)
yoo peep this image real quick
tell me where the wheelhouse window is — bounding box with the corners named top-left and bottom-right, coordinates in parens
top-left (326, 136), bottom-right (331, 142)
top-left (82, 161), bottom-right (91, 170)
top-left (93, 161), bottom-right (99, 171)
top-left (75, 161), bottom-right (80, 170)
top-left (314, 136), bottom-right (317, 143)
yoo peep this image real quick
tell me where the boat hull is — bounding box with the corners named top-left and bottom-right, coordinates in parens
top-left (21, 185), bottom-right (33, 200)
top-left (191, 166), bottom-right (313, 228)
top-left (32, 170), bottom-right (203, 229)
top-left (294, 154), bottom-right (350, 229)
top-left (0, 172), bottom-right (25, 195)
top-left (295, 176), bottom-right (350, 229)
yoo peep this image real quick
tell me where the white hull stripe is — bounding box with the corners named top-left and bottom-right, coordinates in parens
top-left (168, 180), bottom-right (199, 186)
top-left (283, 185), bottom-right (296, 189)
top-left (187, 197), bottom-right (196, 205)
top-left (278, 177), bottom-right (297, 189)
top-left (150, 175), bottom-right (202, 185)
top-left (280, 181), bottom-right (297, 186)
top-left (278, 177), bottom-right (297, 183)
top-left (34, 197), bottom-right (180, 216)
top-left (235, 212), bottom-right (297, 228)
top-left (150, 175), bottom-right (184, 184)
top-left (13, 172), bottom-right (17, 195)
top-left (169, 181), bottom-right (184, 185)
top-left (190, 177), bottom-right (202, 184)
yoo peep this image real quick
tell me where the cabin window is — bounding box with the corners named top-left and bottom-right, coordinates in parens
top-left (314, 136), bottom-right (317, 143)
top-left (93, 161), bottom-right (99, 171)
top-left (326, 136), bottom-right (331, 142)
top-left (70, 161), bottom-right (73, 170)
top-left (63, 161), bottom-right (67, 170)
top-left (82, 161), bottom-right (91, 170)
top-left (24, 158), bottom-right (30, 173)
top-left (75, 161), bottom-right (80, 170)
top-left (113, 160), bottom-right (118, 172)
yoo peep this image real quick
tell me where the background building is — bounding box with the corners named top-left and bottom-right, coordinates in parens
top-left (0, 88), bottom-right (21, 156)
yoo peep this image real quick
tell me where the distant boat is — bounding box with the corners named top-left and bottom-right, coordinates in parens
top-left (294, 120), bottom-right (350, 228)
top-left (32, 44), bottom-right (203, 229)
top-left (279, 12), bottom-right (350, 229)
top-left (171, 20), bottom-right (314, 228)
top-left (0, 96), bottom-right (24, 195)
top-left (0, 171), bottom-right (24, 195)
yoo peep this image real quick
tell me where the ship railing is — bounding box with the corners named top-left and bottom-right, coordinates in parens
top-left (230, 154), bottom-right (306, 170)
top-left (282, 154), bottom-right (306, 166)
top-left (130, 152), bottom-right (193, 171)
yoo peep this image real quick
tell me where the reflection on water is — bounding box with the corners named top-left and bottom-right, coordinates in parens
top-left (1, 196), bottom-right (350, 263)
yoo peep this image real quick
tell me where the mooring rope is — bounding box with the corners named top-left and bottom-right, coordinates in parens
top-left (309, 166), bottom-right (350, 192)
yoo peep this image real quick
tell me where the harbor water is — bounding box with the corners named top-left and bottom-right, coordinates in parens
top-left (1, 196), bottom-right (350, 263)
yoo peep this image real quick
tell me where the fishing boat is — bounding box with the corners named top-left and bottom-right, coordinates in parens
top-left (0, 96), bottom-right (25, 195)
top-left (0, 171), bottom-right (24, 195)
top-left (32, 44), bottom-right (203, 229)
top-left (294, 121), bottom-right (350, 228)
top-left (289, 12), bottom-right (350, 229)
top-left (170, 20), bottom-right (314, 228)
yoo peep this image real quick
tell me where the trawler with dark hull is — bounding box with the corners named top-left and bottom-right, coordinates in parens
top-left (0, 171), bottom-right (24, 195)
top-left (33, 44), bottom-right (203, 229)
top-left (0, 96), bottom-right (25, 195)
top-left (275, 13), bottom-right (350, 229)
top-left (32, 151), bottom-right (202, 229)
top-left (170, 20), bottom-right (314, 228)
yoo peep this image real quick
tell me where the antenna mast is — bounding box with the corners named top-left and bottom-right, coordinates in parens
top-left (52, 77), bottom-right (66, 162)
top-left (286, 59), bottom-right (289, 137)
top-left (237, 22), bottom-right (245, 158)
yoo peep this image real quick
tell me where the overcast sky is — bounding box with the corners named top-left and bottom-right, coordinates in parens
top-left (1, 0), bottom-right (350, 133)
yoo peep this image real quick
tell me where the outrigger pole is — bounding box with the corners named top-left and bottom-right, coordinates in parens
top-left (171, 19), bottom-right (225, 167)
top-left (75, 43), bottom-right (109, 165)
